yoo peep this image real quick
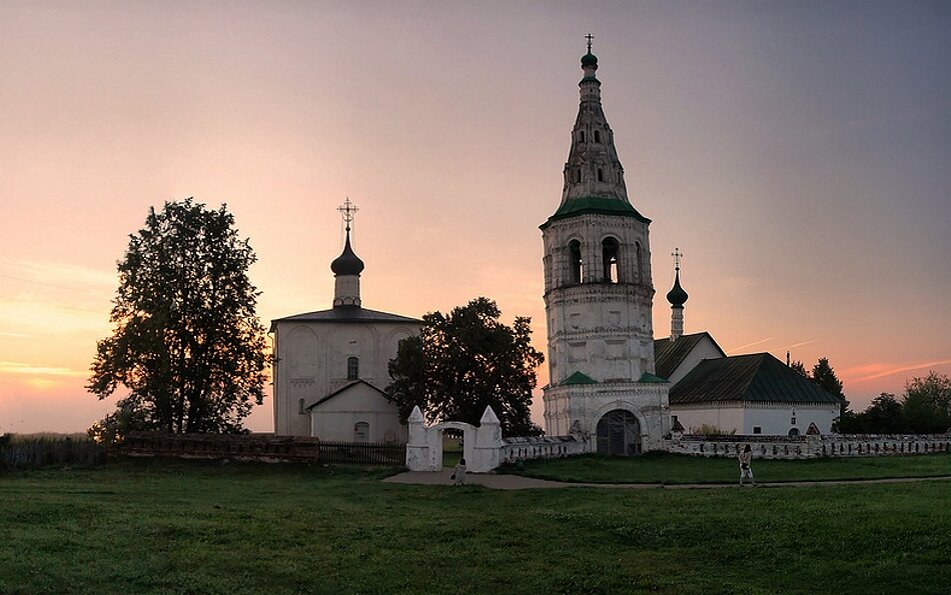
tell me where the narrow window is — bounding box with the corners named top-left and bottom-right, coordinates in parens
top-left (594, 130), bottom-right (601, 143)
top-left (574, 168), bottom-right (582, 183)
top-left (597, 168), bottom-right (604, 182)
top-left (579, 130), bottom-right (585, 142)
top-left (347, 356), bottom-right (359, 380)
top-left (298, 398), bottom-right (305, 415)
top-left (635, 242), bottom-right (644, 284)
top-left (753, 426), bottom-right (762, 435)
top-left (354, 422), bottom-right (369, 442)
top-left (602, 237), bottom-right (619, 283)
top-left (569, 240), bottom-right (583, 284)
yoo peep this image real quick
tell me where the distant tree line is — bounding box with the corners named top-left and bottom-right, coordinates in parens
top-left (836, 372), bottom-right (951, 434)
top-left (790, 358), bottom-right (950, 434)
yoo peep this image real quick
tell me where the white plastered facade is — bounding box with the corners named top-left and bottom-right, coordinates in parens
top-left (272, 319), bottom-right (418, 437)
top-left (672, 402), bottom-right (839, 436)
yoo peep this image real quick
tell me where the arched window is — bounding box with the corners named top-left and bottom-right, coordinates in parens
top-left (788, 427), bottom-right (800, 437)
top-left (579, 130), bottom-right (585, 142)
top-left (635, 242), bottom-right (644, 284)
top-left (602, 237), bottom-right (619, 283)
top-left (568, 240), bottom-right (583, 284)
top-left (298, 398), bottom-right (305, 415)
top-left (597, 168), bottom-right (604, 182)
top-left (347, 356), bottom-right (359, 380)
top-left (354, 422), bottom-right (369, 442)
top-left (594, 130), bottom-right (601, 143)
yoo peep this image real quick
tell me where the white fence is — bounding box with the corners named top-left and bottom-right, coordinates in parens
top-left (667, 433), bottom-right (951, 459)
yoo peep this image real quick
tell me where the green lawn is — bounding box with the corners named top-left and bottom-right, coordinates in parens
top-left (505, 451), bottom-right (951, 484)
top-left (2, 460), bottom-right (951, 594)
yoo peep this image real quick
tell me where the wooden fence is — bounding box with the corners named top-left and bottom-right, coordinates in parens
top-left (1, 437), bottom-right (107, 469)
top-left (116, 432), bottom-right (406, 466)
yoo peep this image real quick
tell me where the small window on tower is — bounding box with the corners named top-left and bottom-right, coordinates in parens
top-left (298, 398), bottom-right (305, 415)
top-left (753, 426), bottom-right (762, 434)
top-left (597, 168), bottom-right (604, 182)
top-left (574, 168), bottom-right (582, 183)
top-left (347, 356), bottom-right (359, 380)
top-left (579, 130), bottom-right (585, 142)
top-left (569, 240), bottom-right (583, 284)
top-left (594, 130), bottom-right (601, 143)
top-left (602, 237), bottom-right (619, 283)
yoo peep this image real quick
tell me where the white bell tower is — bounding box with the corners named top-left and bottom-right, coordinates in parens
top-left (540, 37), bottom-right (670, 454)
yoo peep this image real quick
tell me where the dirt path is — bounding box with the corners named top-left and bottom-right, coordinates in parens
top-left (383, 469), bottom-right (951, 490)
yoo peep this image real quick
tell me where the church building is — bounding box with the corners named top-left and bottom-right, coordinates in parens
top-left (540, 41), bottom-right (671, 455)
top-left (540, 41), bottom-right (840, 450)
top-left (656, 256), bottom-right (841, 436)
top-left (270, 200), bottom-right (421, 440)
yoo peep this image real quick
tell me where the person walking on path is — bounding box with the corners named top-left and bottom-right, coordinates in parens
top-left (739, 445), bottom-right (756, 487)
top-left (451, 458), bottom-right (467, 486)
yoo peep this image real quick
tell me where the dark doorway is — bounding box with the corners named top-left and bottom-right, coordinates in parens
top-left (596, 410), bottom-right (641, 456)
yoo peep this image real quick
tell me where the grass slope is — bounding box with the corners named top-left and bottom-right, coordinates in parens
top-left (2, 460), bottom-right (951, 594)
top-left (506, 452), bottom-right (951, 484)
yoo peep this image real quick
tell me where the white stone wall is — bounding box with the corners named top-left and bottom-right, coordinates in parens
top-left (668, 434), bottom-right (951, 459)
top-left (671, 402), bottom-right (839, 436)
top-left (543, 382), bottom-right (670, 452)
top-left (671, 405), bottom-right (745, 436)
top-left (273, 319), bottom-right (419, 436)
top-left (309, 383), bottom-right (406, 443)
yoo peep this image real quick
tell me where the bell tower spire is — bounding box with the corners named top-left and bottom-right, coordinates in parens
top-left (666, 248), bottom-right (689, 341)
top-left (540, 39), bottom-right (668, 450)
top-left (331, 197), bottom-right (364, 307)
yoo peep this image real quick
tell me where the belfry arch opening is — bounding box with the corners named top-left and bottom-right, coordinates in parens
top-left (602, 237), bottom-right (619, 283)
top-left (568, 240), bottom-right (583, 284)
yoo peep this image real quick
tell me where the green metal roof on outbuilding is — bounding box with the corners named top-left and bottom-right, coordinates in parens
top-left (669, 353), bottom-right (842, 405)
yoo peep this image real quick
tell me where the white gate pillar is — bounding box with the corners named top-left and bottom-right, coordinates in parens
top-left (406, 406), bottom-right (441, 471)
top-left (468, 406), bottom-right (504, 473)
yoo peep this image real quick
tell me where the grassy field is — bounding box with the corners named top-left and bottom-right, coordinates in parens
top-left (506, 452), bottom-right (951, 484)
top-left (2, 460), bottom-right (951, 594)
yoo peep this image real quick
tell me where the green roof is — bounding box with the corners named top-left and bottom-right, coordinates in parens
top-left (638, 372), bottom-right (668, 384)
top-left (560, 371), bottom-right (598, 386)
top-left (540, 196), bottom-right (651, 229)
top-left (669, 353), bottom-right (842, 405)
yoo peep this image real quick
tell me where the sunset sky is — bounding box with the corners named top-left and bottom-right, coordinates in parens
top-left (1, 1), bottom-right (949, 434)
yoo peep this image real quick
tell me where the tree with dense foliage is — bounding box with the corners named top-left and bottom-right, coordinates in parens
top-left (386, 297), bottom-right (544, 437)
top-left (87, 198), bottom-right (267, 442)
top-left (809, 357), bottom-right (850, 428)
top-left (789, 360), bottom-right (808, 377)
top-left (902, 372), bottom-right (951, 434)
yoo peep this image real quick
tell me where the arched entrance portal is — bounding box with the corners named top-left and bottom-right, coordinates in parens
top-left (596, 410), bottom-right (642, 456)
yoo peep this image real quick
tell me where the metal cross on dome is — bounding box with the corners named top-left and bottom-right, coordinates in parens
top-left (585, 33), bottom-right (594, 53)
top-left (337, 197), bottom-right (358, 231)
top-left (672, 247), bottom-right (684, 270)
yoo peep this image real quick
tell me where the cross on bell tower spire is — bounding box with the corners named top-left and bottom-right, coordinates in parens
top-left (672, 247), bottom-right (683, 270)
top-left (585, 33), bottom-right (594, 53)
top-left (338, 196), bottom-right (358, 232)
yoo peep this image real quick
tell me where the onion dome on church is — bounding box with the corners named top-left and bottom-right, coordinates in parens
top-left (581, 51), bottom-right (598, 68)
top-left (330, 230), bottom-right (364, 276)
top-left (666, 268), bottom-right (688, 307)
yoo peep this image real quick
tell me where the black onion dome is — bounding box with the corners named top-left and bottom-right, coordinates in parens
top-left (666, 270), bottom-right (688, 307)
top-left (581, 52), bottom-right (598, 67)
top-left (330, 234), bottom-right (364, 276)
